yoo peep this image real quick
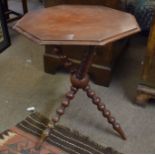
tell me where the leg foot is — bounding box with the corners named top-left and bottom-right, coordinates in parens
top-left (37, 86), bottom-right (78, 149)
top-left (83, 85), bottom-right (127, 140)
top-left (36, 123), bottom-right (54, 150)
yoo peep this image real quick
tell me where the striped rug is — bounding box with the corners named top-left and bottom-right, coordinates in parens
top-left (0, 112), bottom-right (119, 154)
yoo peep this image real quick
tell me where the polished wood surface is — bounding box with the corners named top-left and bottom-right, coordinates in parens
top-left (43, 0), bottom-right (126, 87)
top-left (14, 5), bottom-right (140, 46)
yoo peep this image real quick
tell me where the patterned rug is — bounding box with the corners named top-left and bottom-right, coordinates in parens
top-left (0, 112), bottom-right (119, 154)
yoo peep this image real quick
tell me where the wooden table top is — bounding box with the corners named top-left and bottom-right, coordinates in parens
top-left (14, 5), bottom-right (140, 46)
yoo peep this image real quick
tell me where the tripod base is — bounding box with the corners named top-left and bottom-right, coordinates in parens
top-left (37, 46), bottom-right (127, 148)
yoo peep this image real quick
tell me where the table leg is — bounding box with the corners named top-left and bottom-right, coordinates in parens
top-left (37, 85), bottom-right (78, 149)
top-left (83, 85), bottom-right (126, 140)
top-left (37, 46), bottom-right (126, 148)
top-left (2, 0), bottom-right (9, 20)
top-left (22, 0), bottom-right (28, 14)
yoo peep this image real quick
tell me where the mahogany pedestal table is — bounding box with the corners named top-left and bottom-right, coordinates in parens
top-left (14, 5), bottom-right (140, 148)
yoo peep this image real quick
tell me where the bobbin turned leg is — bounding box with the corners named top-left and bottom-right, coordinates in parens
top-left (38, 45), bottom-right (126, 149)
top-left (83, 85), bottom-right (127, 140)
top-left (70, 46), bottom-right (126, 140)
top-left (37, 85), bottom-right (78, 149)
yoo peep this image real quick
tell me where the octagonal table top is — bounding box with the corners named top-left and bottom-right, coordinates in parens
top-left (14, 5), bottom-right (140, 46)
